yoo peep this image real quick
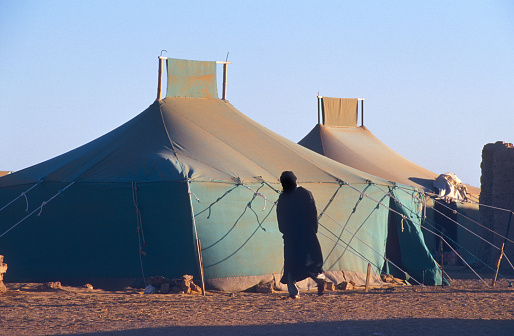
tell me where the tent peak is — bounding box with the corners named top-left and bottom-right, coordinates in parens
top-left (156, 56), bottom-right (232, 101)
top-left (317, 96), bottom-right (365, 127)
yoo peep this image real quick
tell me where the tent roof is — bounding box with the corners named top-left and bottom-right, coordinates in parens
top-left (1, 97), bottom-right (402, 188)
top-left (299, 123), bottom-right (480, 194)
top-left (299, 96), bottom-right (480, 194)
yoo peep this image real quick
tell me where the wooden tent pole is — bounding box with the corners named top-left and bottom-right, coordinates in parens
top-left (222, 63), bottom-right (228, 100)
top-left (317, 94), bottom-right (322, 125)
top-left (439, 229), bottom-right (445, 287)
top-left (492, 211), bottom-right (513, 287)
top-left (216, 59), bottom-right (231, 100)
top-left (365, 263), bottom-right (371, 292)
top-left (156, 55), bottom-right (167, 101)
top-left (187, 179), bottom-right (206, 296)
top-left (359, 98), bottom-right (365, 127)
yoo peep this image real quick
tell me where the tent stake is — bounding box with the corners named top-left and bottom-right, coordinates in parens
top-left (439, 232), bottom-right (445, 287)
top-left (195, 238), bottom-right (206, 296)
top-left (492, 211), bottom-right (513, 287)
top-left (365, 263), bottom-right (371, 292)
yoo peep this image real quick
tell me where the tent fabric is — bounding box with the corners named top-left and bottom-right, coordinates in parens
top-left (298, 101), bottom-right (481, 261)
top-left (322, 97), bottom-right (358, 127)
top-left (389, 188), bottom-right (442, 285)
top-left (300, 124), bottom-right (439, 191)
top-left (299, 121), bottom-right (480, 196)
top-left (166, 58), bottom-right (218, 99)
top-left (433, 172), bottom-right (468, 202)
top-left (0, 60), bottom-right (442, 290)
top-left (0, 97), bottom-right (441, 290)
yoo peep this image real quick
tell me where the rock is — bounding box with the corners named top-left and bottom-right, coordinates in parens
top-left (0, 255), bottom-right (7, 293)
top-left (337, 281), bottom-right (354, 290)
top-left (381, 274), bottom-right (394, 283)
top-left (189, 282), bottom-right (203, 294)
top-left (182, 274), bottom-right (194, 282)
top-left (160, 282), bottom-right (170, 294)
top-left (84, 283), bottom-right (94, 290)
top-left (255, 281), bottom-right (275, 293)
top-left (144, 284), bottom-right (158, 294)
top-left (146, 275), bottom-right (201, 294)
top-left (326, 281), bottom-right (335, 291)
top-left (171, 286), bottom-right (183, 293)
top-left (147, 276), bottom-right (168, 287)
top-left (40, 282), bottom-right (62, 291)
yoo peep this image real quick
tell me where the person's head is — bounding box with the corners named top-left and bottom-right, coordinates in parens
top-left (280, 171), bottom-right (297, 192)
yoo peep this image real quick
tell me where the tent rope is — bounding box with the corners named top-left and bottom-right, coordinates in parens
top-left (394, 186), bottom-right (514, 284)
top-left (37, 201), bottom-right (47, 216)
top-left (430, 204), bottom-right (507, 255)
top-left (344, 182), bottom-right (477, 285)
top-left (316, 201), bottom-right (423, 286)
top-left (201, 184), bottom-right (268, 251)
top-left (326, 192), bottom-right (390, 271)
top-left (240, 180), bottom-right (423, 285)
top-left (321, 184), bottom-right (371, 265)
top-left (396, 186), bottom-right (514, 251)
top-left (416, 221), bottom-right (489, 287)
top-left (420, 213), bottom-right (513, 283)
top-left (194, 185), bottom-right (240, 219)
top-left (317, 184), bottom-right (342, 221)
top-left (0, 180), bottom-right (43, 213)
top-left (239, 183), bottom-right (269, 211)
top-left (22, 192), bottom-right (29, 211)
top-left (341, 180), bottom-right (408, 222)
top-left (0, 182), bottom-right (75, 239)
top-left (202, 196), bottom-right (277, 268)
top-left (398, 187), bottom-right (514, 276)
top-left (433, 197), bottom-right (514, 245)
top-left (317, 229), bottom-right (384, 288)
top-left (131, 181), bottom-right (147, 286)
top-left (423, 189), bottom-right (512, 214)
top-left (370, 184), bottom-right (492, 286)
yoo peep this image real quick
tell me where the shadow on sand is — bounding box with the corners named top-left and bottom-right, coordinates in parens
top-left (70, 318), bottom-right (514, 336)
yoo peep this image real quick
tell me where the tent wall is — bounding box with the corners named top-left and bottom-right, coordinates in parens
top-left (190, 180), bottom-right (441, 291)
top-left (1, 180), bottom-right (442, 290)
top-left (0, 182), bottom-right (198, 289)
top-left (389, 189), bottom-right (442, 285)
top-left (190, 182), bottom-right (282, 291)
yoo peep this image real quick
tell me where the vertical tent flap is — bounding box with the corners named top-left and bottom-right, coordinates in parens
top-left (166, 58), bottom-right (218, 99)
top-left (322, 97), bottom-right (358, 127)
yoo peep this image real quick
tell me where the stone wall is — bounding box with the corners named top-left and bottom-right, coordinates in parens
top-left (479, 141), bottom-right (514, 272)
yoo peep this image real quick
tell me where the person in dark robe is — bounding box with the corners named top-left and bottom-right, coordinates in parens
top-left (277, 171), bottom-right (325, 299)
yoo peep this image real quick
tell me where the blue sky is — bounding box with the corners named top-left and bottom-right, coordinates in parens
top-left (1, 1), bottom-right (512, 187)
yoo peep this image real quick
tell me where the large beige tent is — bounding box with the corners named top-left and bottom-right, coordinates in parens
top-left (299, 97), bottom-right (481, 260)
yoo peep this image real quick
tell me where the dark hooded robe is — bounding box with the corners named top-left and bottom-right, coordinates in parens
top-left (277, 173), bottom-right (324, 284)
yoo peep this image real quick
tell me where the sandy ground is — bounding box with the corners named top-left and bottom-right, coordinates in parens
top-left (1, 269), bottom-right (513, 336)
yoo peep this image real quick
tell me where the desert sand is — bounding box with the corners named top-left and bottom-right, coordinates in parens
top-left (1, 268), bottom-right (513, 336)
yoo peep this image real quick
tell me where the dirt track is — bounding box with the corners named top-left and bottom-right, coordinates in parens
top-left (1, 270), bottom-right (513, 335)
